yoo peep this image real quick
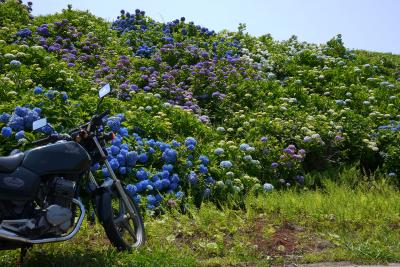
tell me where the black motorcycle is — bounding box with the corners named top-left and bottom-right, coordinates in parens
top-left (0, 84), bottom-right (145, 256)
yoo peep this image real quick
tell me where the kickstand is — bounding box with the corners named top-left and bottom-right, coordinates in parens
top-left (20, 247), bottom-right (28, 265)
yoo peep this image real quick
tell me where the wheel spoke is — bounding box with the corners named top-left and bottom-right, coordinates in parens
top-left (122, 219), bottom-right (137, 242)
top-left (114, 214), bottom-right (130, 224)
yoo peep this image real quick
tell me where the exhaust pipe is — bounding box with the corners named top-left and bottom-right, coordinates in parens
top-left (0, 198), bottom-right (85, 244)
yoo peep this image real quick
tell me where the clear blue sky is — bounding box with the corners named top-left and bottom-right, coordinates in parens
top-left (24, 0), bottom-right (400, 54)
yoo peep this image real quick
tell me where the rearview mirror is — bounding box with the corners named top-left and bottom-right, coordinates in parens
top-left (99, 84), bottom-right (111, 98)
top-left (32, 118), bottom-right (47, 131)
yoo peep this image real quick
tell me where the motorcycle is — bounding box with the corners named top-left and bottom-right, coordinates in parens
top-left (0, 84), bottom-right (145, 257)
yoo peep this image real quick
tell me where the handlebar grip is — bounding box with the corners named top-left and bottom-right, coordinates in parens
top-left (32, 135), bottom-right (53, 146)
top-left (32, 134), bottom-right (71, 146)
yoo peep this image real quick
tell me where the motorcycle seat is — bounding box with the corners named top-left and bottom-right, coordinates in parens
top-left (0, 153), bottom-right (25, 173)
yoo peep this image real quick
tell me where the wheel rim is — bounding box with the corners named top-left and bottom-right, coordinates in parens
top-left (111, 193), bottom-right (144, 248)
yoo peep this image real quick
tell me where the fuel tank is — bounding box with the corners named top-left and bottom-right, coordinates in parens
top-left (22, 141), bottom-right (92, 176)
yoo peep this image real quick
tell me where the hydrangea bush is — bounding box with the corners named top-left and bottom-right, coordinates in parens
top-left (1, 0), bottom-right (400, 210)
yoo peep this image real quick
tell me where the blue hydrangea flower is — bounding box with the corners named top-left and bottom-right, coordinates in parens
top-left (162, 148), bottom-right (177, 164)
top-left (34, 86), bottom-right (43, 94)
top-left (263, 183), bottom-right (274, 192)
top-left (155, 194), bottom-right (163, 202)
top-left (188, 171), bottom-right (197, 185)
top-left (111, 136), bottom-right (122, 146)
top-left (146, 139), bottom-right (156, 147)
top-left (15, 130), bottom-right (25, 140)
top-left (169, 182), bottom-right (178, 190)
top-left (109, 158), bottom-right (120, 170)
top-left (33, 107), bottom-right (41, 115)
top-left (110, 145), bottom-right (120, 156)
top-left (176, 191), bottom-right (184, 198)
top-left (243, 155), bottom-right (252, 161)
top-left (120, 143), bottom-right (129, 150)
top-left (206, 176), bottom-right (215, 184)
top-left (136, 180), bottom-right (148, 192)
top-left (102, 168), bottom-right (109, 177)
top-left (107, 118), bottom-right (121, 132)
top-left (271, 162), bottom-right (279, 168)
top-left (127, 151), bottom-right (138, 166)
top-left (0, 113), bottom-right (10, 123)
top-left (154, 180), bottom-right (163, 190)
top-left (162, 164), bottom-right (173, 173)
top-left (220, 160), bottom-right (233, 168)
top-left (199, 155), bottom-right (209, 165)
top-left (161, 179), bottom-right (170, 188)
top-left (136, 169), bottom-right (149, 181)
top-left (41, 124), bottom-right (54, 135)
top-left (10, 60), bottom-right (21, 67)
top-left (1, 127), bottom-right (12, 138)
top-left (61, 92), bottom-right (68, 101)
top-left (184, 137), bottom-right (197, 148)
top-left (133, 195), bottom-right (141, 204)
top-left (160, 170), bottom-right (169, 179)
top-left (171, 173), bottom-right (180, 183)
top-left (147, 195), bottom-right (157, 205)
top-left (119, 127), bottom-right (129, 137)
top-left (138, 153), bottom-right (148, 163)
top-left (8, 115), bottom-right (24, 131)
top-left (45, 90), bottom-right (55, 100)
top-left (126, 184), bottom-right (137, 195)
top-left (172, 140), bottom-right (181, 147)
top-left (159, 142), bottom-right (171, 152)
top-left (240, 144), bottom-right (250, 151)
top-left (146, 204), bottom-right (155, 210)
top-left (214, 148), bottom-right (224, 155)
top-left (24, 110), bottom-right (40, 128)
top-left (119, 167), bottom-right (127, 175)
top-left (15, 106), bottom-right (28, 117)
top-left (199, 164), bottom-right (208, 174)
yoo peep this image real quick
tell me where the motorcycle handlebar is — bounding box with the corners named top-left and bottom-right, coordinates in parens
top-left (91, 109), bottom-right (110, 127)
top-left (33, 109), bottom-right (110, 146)
top-left (32, 134), bottom-right (71, 146)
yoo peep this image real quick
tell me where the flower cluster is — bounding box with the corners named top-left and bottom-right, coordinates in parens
top-left (1, 106), bottom-right (43, 140)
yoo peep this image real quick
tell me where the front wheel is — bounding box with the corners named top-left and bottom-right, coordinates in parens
top-left (102, 188), bottom-right (145, 250)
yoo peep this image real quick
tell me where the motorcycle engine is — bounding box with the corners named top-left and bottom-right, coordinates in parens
top-left (0, 177), bottom-right (77, 237)
top-left (39, 177), bottom-right (77, 234)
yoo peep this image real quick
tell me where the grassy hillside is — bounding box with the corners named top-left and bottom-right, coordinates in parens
top-left (1, 174), bottom-right (400, 266)
top-left (1, 1), bottom-right (400, 265)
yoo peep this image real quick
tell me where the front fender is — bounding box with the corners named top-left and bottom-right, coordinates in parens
top-left (94, 179), bottom-right (114, 223)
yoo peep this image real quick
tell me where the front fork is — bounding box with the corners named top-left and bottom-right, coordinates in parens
top-left (91, 137), bottom-right (137, 220)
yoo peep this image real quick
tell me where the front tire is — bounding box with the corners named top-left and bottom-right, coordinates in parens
top-left (102, 189), bottom-right (145, 251)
